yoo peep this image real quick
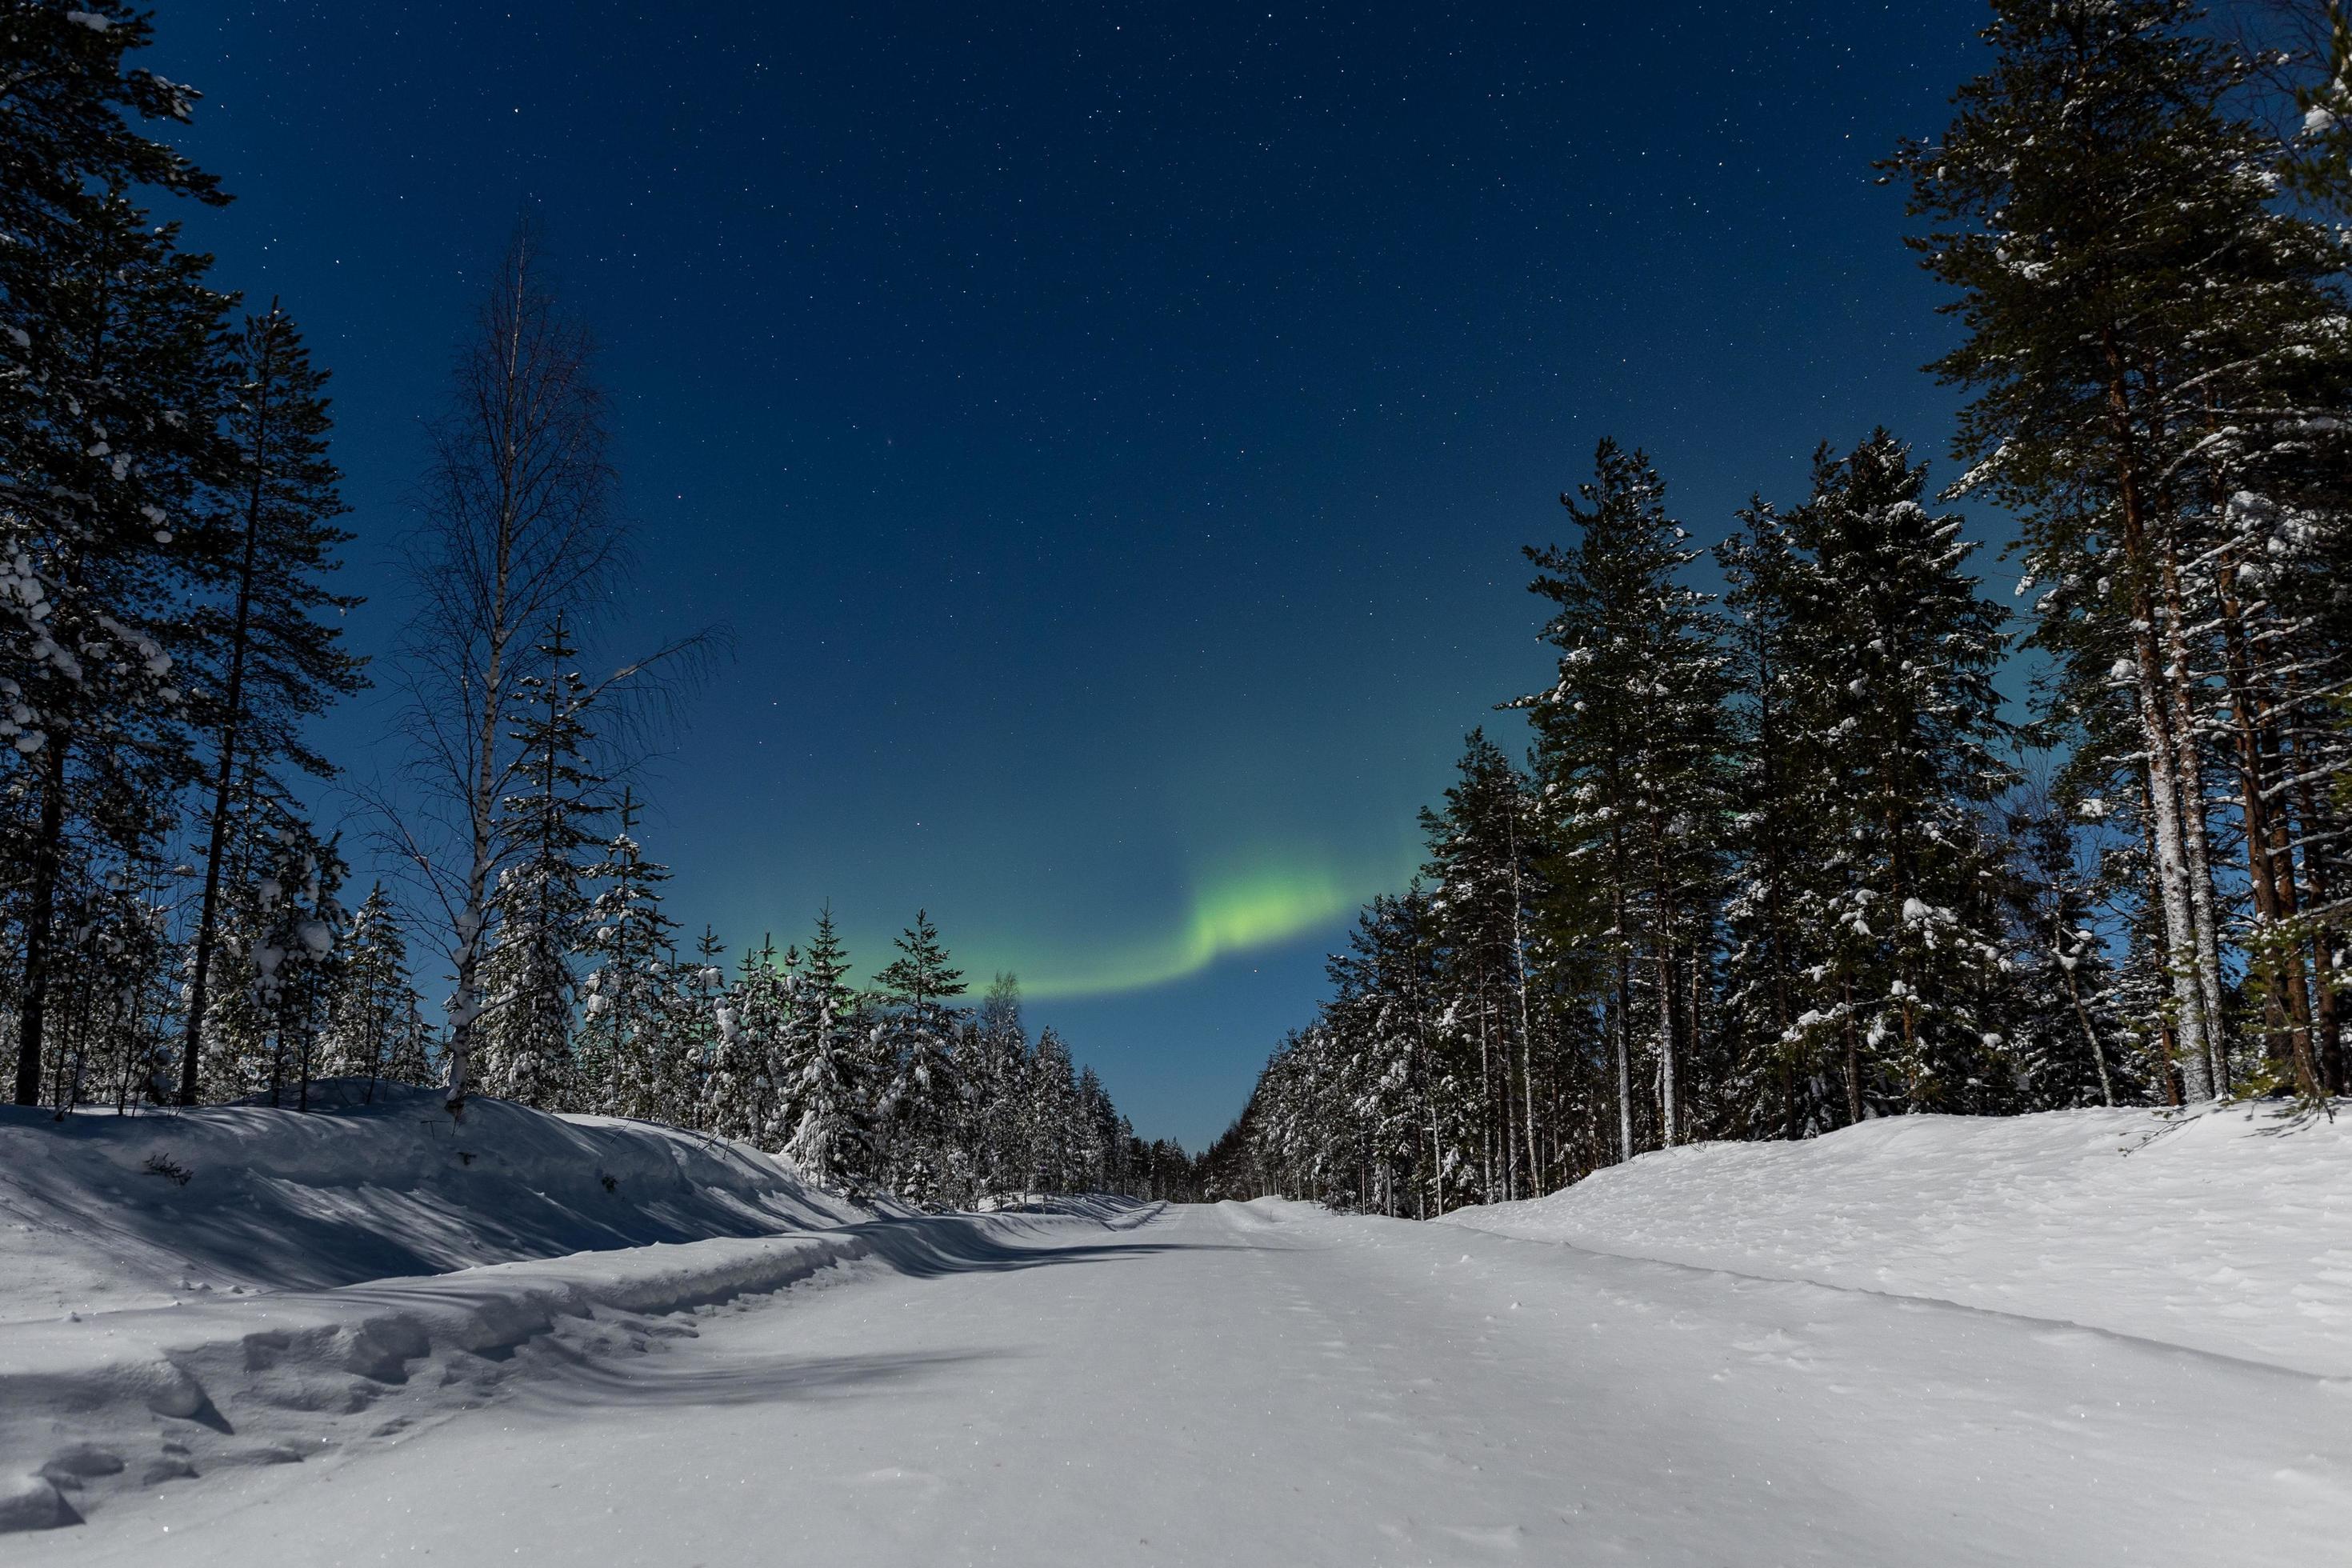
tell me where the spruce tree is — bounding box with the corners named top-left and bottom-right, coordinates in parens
top-left (475, 617), bottom-right (601, 1108)
top-left (1716, 501), bottom-right (1836, 1137)
top-left (1321, 890), bottom-right (1449, 1214)
top-left (246, 816), bottom-right (346, 1112)
top-left (1074, 1065), bottom-right (1115, 1192)
top-left (2002, 792), bottom-right (2127, 1109)
top-left (1024, 1025), bottom-right (1079, 1194)
top-left (1418, 734), bottom-right (1544, 1201)
top-left (44, 859), bottom-right (174, 1114)
top-left (874, 909), bottom-right (967, 1206)
top-left (782, 906), bottom-right (870, 1187)
top-left (971, 972), bottom-right (1032, 1200)
top-left (382, 993), bottom-right (438, 1090)
top-left (188, 769), bottom-right (274, 1102)
top-left (1522, 442), bottom-right (1732, 1159)
top-left (708, 934), bottom-right (787, 1144)
top-left (676, 924), bottom-right (729, 1129)
top-left (1777, 433), bottom-right (2016, 1115)
top-left (3, 186), bottom-right (230, 1104)
top-left (576, 790), bottom-right (678, 1121)
top-left (322, 883), bottom-right (418, 1103)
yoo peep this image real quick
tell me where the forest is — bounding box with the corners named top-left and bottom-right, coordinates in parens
top-left (0, 2), bottom-right (1197, 1207)
top-left (8, 1), bottom-right (2352, 1222)
top-left (1203, 0), bottom-right (2352, 1212)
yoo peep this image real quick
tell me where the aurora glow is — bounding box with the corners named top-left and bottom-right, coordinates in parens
top-left (995, 855), bottom-right (1392, 1001)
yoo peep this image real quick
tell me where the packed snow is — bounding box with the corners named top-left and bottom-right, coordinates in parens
top-left (5, 1098), bottom-right (2349, 1563)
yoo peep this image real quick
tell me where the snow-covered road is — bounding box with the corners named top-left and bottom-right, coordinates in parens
top-left (24, 1198), bottom-right (2350, 1566)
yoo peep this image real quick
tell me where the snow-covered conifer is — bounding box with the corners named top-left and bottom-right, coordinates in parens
top-left (1521, 442), bottom-right (1732, 1160)
top-left (474, 616), bottom-right (601, 1109)
top-left (874, 910), bottom-right (968, 1206)
top-left (781, 906), bottom-right (870, 1188)
top-left (322, 885), bottom-right (423, 1104)
top-left (3, 132), bottom-right (232, 1104)
top-left (575, 791), bottom-right (680, 1122)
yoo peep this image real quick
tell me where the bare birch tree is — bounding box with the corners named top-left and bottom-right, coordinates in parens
top-left (389, 223), bottom-right (695, 1121)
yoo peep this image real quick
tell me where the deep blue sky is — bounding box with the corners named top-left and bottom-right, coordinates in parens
top-left (155, 2), bottom-right (1990, 1148)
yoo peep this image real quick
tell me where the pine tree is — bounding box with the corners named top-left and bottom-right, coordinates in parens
top-left (1890, 0), bottom-right (2352, 1100)
top-left (175, 305), bottom-right (364, 1106)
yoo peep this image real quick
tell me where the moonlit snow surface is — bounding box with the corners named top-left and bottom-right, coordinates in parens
top-left (1442, 1105), bottom-right (2352, 1376)
top-left (6, 1104), bottom-right (2349, 1565)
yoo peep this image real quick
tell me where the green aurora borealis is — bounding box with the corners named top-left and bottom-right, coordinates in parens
top-left (973, 850), bottom-right (1417, 1001)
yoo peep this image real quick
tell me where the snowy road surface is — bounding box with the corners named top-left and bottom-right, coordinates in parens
top-left (22, 1198), bottom-right (2349, 1566)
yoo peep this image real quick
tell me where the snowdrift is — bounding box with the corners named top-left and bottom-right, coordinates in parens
top-left (1441, 1105), bottom-right (2352, 1377)
top-left (0, 1085), bottom-right (1157, 1533)
top-left (0, 1081), bottom-right (865, 1323)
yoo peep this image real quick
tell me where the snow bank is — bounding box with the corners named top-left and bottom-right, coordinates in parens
top-left (0, 1085), bottom-right (1170, 1533)
top-left (0, 1081), bottom-right (864, 1324)
top-left (0, 1227), bottom-right (882, 1531)
top-left (1441, 1105), bottom-right (2352, 1376)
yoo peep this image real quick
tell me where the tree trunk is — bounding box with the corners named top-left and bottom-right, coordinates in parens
top-left (2214, 563), bottom-right (2317, 1090)
top-left (1842, 978), bottom-right (1864, 1126)
top-left (2057, 922), bottom-right (2116, 1108)
top-left (14, 734), bottom-right (70, 1106)
top-left (2158, 540), bottom-right (2229, 1094)
top-left (2101, 338), bottom-right (2214, 1101)
top-left (1613, 907), bottom-right (1634, 1165)
top-left (1655, 951), bottom-right (1678, 1146)
top-left (1507, 814), bottom-right (1542, 1194)
top-left (2290, 762), bottom-right (2345, 1094)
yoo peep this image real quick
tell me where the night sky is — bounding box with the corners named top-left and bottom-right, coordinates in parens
top-left (155, 2), bottom-right (1991, 1149)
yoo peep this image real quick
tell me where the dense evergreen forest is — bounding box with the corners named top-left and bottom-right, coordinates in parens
top-left (0, 2), bottom-right (1198, 1206)
top-left (1203, 0), bottom-right (2352, 1212)
top-left (10, 2), bottom-right (2352, 1221)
